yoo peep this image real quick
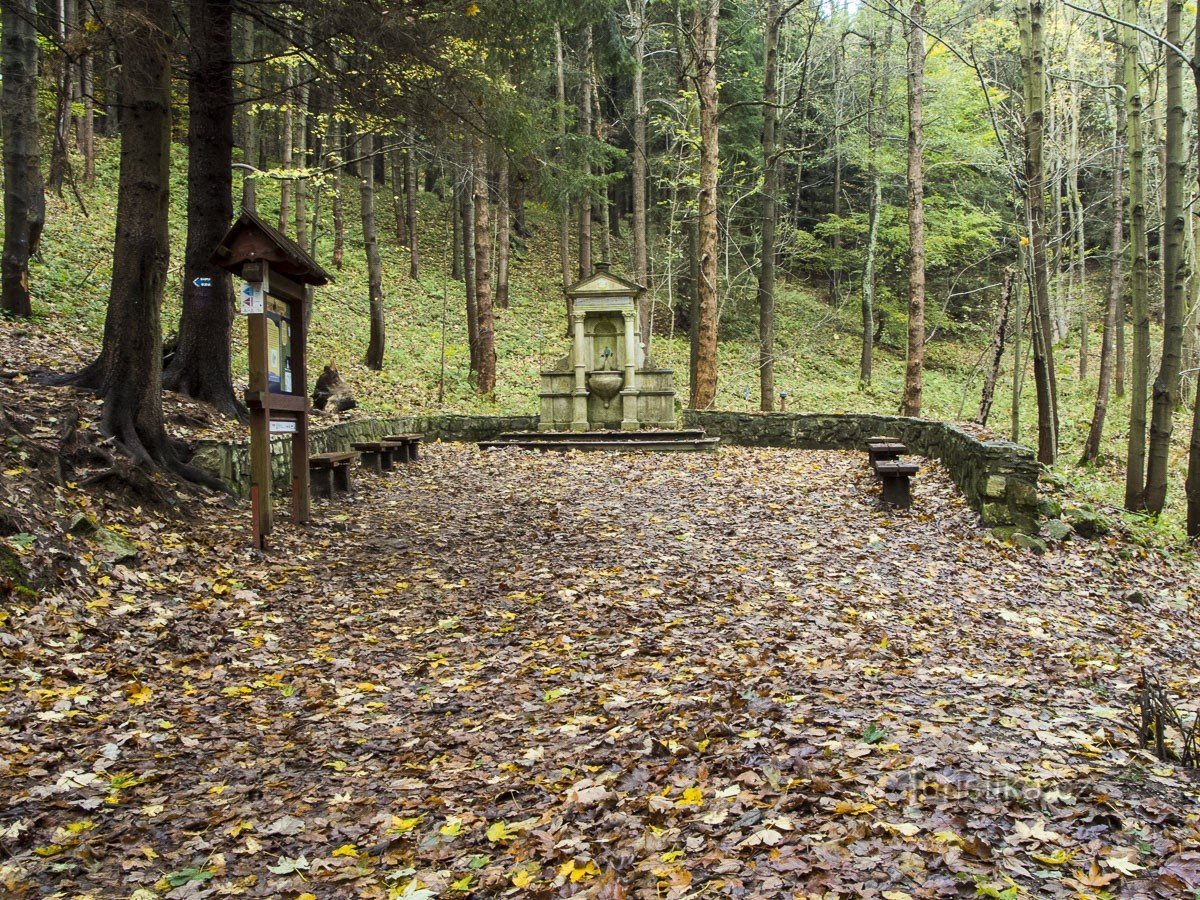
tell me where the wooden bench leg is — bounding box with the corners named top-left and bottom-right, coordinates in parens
top-left (881, 475), bottom-right (912, 508)
top-left (380, 449), bottom-right (395, 471)
top-left (334, 462), bottom-right (352, 494)
top-left (361, 451), bottom-right (382, 473)
top-left (408, 441), bottom-right (420, 461)
top-left (310, 468), bottom-right (333, 499)
top-left (395, 443), bottom-right (412, 463)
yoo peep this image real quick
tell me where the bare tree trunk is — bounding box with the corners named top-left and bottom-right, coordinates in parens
top-left (629, 0), bottom-right (650, 345)
top-left (978, 268), bottom-right (1015, 426)
top-left (330, 111), bottom-right (345, 269)
top-left (496, 151), bottom-right (510, 309)
top-left (293, 42), bottom-right (309, 250)
top-left (2, 0), bottom-right (45, 318)
top-left (690, 0), bottom-right (719, 409)
top-left (593, 59), bottom-right (611, 265)
top-left (1144, 0), bottom-right (1186, 515)
top-left (405, 130), bottom-right (419, 279)
top-left (1080, 63), bottom-right (1127, 466)
top-left (556, 24), bottom-right (571, 291)
top-left (391, 144), bottom-right (407, 246)
top-left (1021, 0), bottom-right (1059, 465)
top-left (162, 0), bottom-right (241, 419)
top-left (361, 135), bottom-right (385, 370)
top-left (460, 149), bottom-right (478, 376)
top-left (1124, 0), bottom-right (1148, 508)
top-left (578, 26), bottom-right (594, 279)
top-left (860, 22), bottom-right (889, 390)
top-left (239, 16), bottom-right (258, 213)
top-left (47, 0), bottom-right (72, 197)
top-left (473, 138), bottom-right (496, 394)
top-left (279, 64), bottom-right (293, 233)
top-left (757, 0), bottom-right (780, 410)
top-left (79, 32), bottom-right (95, 183)
top-left (900, 0), bottom-right (926, 418)
top-left (1188, 4), bottom-right (1200, 537)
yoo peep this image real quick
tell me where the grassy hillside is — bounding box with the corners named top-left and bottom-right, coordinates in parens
top-left (11, 137), bottom-right (1195, 537)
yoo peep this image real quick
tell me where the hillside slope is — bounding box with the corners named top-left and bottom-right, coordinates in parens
top-left (3, 137), bottom-right (1193, 535)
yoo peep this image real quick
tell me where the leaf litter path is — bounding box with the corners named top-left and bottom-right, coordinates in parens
top-left (4, 445), bottom-right (1199, 899)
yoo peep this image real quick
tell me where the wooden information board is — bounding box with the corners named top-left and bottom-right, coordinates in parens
top-left (212, 210), bottom-right (330, 549)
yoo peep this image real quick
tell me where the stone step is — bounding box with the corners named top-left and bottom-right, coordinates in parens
top-left (479, 432), bottom-right (720, 453)
top-left (489, 429), bottom-right (709, 443)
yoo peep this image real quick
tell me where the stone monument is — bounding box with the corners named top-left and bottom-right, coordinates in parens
top-left (539, 262), bottom-right (676, 431)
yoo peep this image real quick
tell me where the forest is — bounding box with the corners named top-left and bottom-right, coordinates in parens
top-left (3, 0), bottom-right (1200, 533)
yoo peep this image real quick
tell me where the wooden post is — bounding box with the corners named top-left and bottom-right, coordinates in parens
top-left (291, 285), bottom-right (311, 523)
top-left (246, 263), bottom-right (273, 547)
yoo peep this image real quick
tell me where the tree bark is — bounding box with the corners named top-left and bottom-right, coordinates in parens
top-left (1020, 0), bottom-right (1059, 465)
top-left (1144, 0), bottom-right (1186, 515)
top-left (2, 0), bottom-right (45, 318)
top-left (473, 137), bottom-right (496, 394)
top-left (1187, 1), bottom-right (1200, 537)
top-left (56, 0), bottom-right (221, 487)
top-left (460, 151), bottom-right (479, 376)
top-left (1080, 62), bottom-right (1126, 467)
top-left (629, 0), bottom-right (650, 346)
top-left (691, 0), bottom-right (719, 410)
top-left (757, 0), bottom-right (780, 410)
top-left (162, 0), bottom-right (241, 420)
top-left (239, 16), bottom-right (258, 213)
top-left (556, 24), bottom-right (571, 291)
top-left (578, 26), bottom-right (594, 279)
top-left (405, 129), bottom-right (419, 279)
top-left (330, 109), bottom-right (345, 269)
top-left (391, 145), bottom-right (407, 246)
top-left (978, 268), bottom-right (1015, 426)
top-left (279, 64), bottom-right (293, 233)
top-left (293, 42), bottom-right (309, 250)
top-left (1123, 0), bottom-right (1148, 508)
top-left (496, 151), bottom-right (510, 309)
top-left (860, 22), bottom-right (889, 390)
top-left (901, 0), bottom-right (925, 418)
top-left (361, 135), bottom-right (386, 370)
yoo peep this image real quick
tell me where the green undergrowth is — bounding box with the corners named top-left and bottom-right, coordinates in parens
top-left (15, 137), bottom-right (1196, 543)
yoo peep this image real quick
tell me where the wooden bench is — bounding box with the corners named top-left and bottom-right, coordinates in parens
top-left (382, 433), bottom-right (422, 463)
top-left (866, 437), bottom-right (908, 467)
top-left (873, 459), bottom-right (920, 508)
top-left (309, 451), bottom-right (358, 498)
top-left (350, 441), bottom-right (395, 472)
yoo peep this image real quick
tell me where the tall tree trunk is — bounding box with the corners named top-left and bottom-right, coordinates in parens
top-left (1080, 67), bottom-right (1127, 466)
top-left (162, 0), bottom-right (241, 419)
top-left (293, 50), bottom-right (309, 249)
top-left (578, 26), bottom-right (594, 279)
top-left (361, 135), bottom-right (385, 370)
top-left (391, 145), bottom-right (407, 246)
top-left (978, 268), bottom-right (1015, 426)
top-left (556, 24), bottom-right (571, 291)
top-left (593, 60), bottom-right (611, 265)
top-left (473, 137), bottom-right (496, 393)
top-left (279, 64), bottom-right (293, 233)
top-left (1187, 2), bottom-right (1200, 537)
top-left (79, 34), bottom-right (95, 183)
top-left (629, 0), bottom-right (650, 347)
top-left (460, 153), bottom-right (479, 376)
top-left (47, 0), bottom-right (71, 196)
top-left (239, 16), bottom-right (258, 213)
top-left (900, 0), bottom-right (926, 418)
top-left (860, 23), bottom-right (889, 390)
top-left (405, 130), bottom-right (419, 279)
top-left (2, 0), bottom-right (45, 318)
top-left (1124, 0), bottom-right (1148, 508)
top-left (1144, 0), bottom-right (1187, 515)
top-left (330, 110), bottom-right (345, 269)
top-left (1020, 0), bottom-right (1059, 465)
top-left (690, 0), bottom-right (719, 409)
top-left (757, 0), bottom-right (780, 410)
top-left (57, 0), bottom-right (219, 486)
top-left (496, 151), bottom-right (510, 309)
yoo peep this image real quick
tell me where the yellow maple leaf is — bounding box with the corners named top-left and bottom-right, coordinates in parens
top-left (331, 843), bottom-right (358, 858)
top-left (511, 867), bottom-right (534, 888)
top-left (675, 787), bottom-right (703, 808)
top-left (465, 2), bottom-right (480, 15)
top-left (389, 815), bottom-right (423, 834)
top-left (486, 820), bottom-right (514, 843)
top-left (127, 684), bottom-right (152, 705)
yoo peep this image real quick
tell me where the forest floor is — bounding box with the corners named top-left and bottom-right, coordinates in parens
top-left (1, 437), bottom-right (1198, 899)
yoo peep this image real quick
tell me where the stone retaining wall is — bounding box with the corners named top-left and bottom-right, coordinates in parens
top-left (683, 410), bottom-right (1040, 531)
top-left (191, 414), bottom-right (537, 497)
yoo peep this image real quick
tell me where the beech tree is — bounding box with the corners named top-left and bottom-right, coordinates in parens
top-left (690, 0), bottom-right (719, 410)
top-left (1, 0), bottom-right (44, 319)
top-left (361, 135), bottom-right (386, 370)
top-left (900, 0), bottom-right (925, 418)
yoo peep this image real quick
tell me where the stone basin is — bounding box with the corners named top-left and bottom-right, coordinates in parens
top-left (587, 370), bottom-right (624, 407)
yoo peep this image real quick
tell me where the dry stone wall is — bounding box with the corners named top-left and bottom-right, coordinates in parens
top-left (683, 410), bottom-right (1040, 532)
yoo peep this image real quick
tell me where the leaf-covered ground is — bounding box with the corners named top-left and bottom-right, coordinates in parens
top-left (3, 443), bottom-right (1199, 898)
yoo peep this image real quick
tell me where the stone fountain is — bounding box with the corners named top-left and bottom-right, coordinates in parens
top-left (538, 262), bottom-right (676, 431)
